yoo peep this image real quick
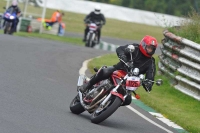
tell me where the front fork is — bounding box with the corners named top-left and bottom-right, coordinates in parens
top-left (100, 75), bottom-right (128, 106)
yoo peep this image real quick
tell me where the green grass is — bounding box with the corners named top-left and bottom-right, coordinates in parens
top-left (168, 8), bottom-right (200, 44)
top-left (16, 32), bottom-right (85, 46)
top-left (0, 30), bottom-right (84, 45)
top-left (88, 54), bottom-right (200, 133)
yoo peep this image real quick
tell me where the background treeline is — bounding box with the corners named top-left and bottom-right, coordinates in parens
top-left (87, 0), bottom-right (200, 16)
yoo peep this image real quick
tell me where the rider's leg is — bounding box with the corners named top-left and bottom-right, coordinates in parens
top-left (83, 26), bottom-right (89, 42)
top-left (3, 20), bottom-right (5, 27)
top-left (80, 66), bottom-right (116, 92)
top-left (14, 18), bottom-right (19, 32)
top-left (97, 28), bottom-right (101, 43)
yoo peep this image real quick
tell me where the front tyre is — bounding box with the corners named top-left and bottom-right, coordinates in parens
top-left (70, 94), bottom-right (85, 114)
top-left (4, 22), bottom-right (10, 34)
top-left (90, 96), bottom-right (122, 124)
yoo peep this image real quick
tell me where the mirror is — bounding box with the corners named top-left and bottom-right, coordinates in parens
top-left (127, 45), bottom-right (135, 52)
top-left (133, 68), bottom-right (139, 75)
top-left (156, 79), bottom-right (163, 86)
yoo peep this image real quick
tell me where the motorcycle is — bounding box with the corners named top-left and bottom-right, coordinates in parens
top-left (85, 21), bottom-right (101, 48)
top-left (2, 7), bottom-right (17, 35)
top-left (70, 46), bottom-right (163, 124)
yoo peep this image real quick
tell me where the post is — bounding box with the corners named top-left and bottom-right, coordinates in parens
top-left (6, 0), bottom-right (11, 9)
top-left (23, 0), bottom-right (29, 17)
top-left (39, 0), bottom-right (47, 34)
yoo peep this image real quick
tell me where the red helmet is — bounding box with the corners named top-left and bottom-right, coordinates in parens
top-left (139, 35), bottom-right (158, 57)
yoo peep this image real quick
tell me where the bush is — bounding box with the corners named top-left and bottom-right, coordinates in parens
top-left (168, 8), bottom-right (200, 43)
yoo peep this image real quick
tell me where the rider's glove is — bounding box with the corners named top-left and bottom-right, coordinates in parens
top-left (118, 54), bottom-right (128, 64)
top-left (126, 62), bottom-right (133, 69)
top-left (142, 80), bottom-right (152, 92)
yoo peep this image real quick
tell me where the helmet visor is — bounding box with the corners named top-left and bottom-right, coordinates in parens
top-left (145, 45), bottom-right (156, 55)
top-left (94, 9), bottom-right (100, 14)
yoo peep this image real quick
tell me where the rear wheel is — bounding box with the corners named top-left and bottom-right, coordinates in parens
top-left (70, 94), bottom-right (85, 114)
top-left (90, 96), bottom-right (122, 124)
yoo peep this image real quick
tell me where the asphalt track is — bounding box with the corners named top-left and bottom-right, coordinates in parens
top-left (0, 34), bottom-right (178, 133)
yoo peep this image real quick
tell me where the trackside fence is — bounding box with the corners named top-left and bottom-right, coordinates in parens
top-left (159, 30), bottom-right (200, 101)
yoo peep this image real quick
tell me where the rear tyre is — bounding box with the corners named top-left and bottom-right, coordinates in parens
top-left (90, 96), bottom-right (122, 124)
top-left (70, 94), bottom-right (85, 114)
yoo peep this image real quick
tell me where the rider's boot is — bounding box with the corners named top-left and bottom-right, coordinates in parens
top-left (79, 75), bottom-right (98, 93)
top-left (79, 66), bottom-right (116, 93)
top-left (82, 31), bottom-right (87, 42)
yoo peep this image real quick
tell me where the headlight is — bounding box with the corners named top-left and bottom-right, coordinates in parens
top-left (10, 16), bottom-right (14, 19)
top-left (133, 68), bottom-right (139, 75)
top-left (139, 74), bottom-right (144, 80)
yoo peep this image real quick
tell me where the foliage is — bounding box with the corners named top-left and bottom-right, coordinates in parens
top-left (87, 0), bottom-right (200, 16)
top-left (168, 8), bottom-right (200, 43)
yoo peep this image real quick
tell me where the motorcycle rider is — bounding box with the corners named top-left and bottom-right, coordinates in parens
top-left (3, 0), bottom-right (21, 32)
top-left (42, 10), bottom-right (64, 30)
top-left (80, 35), bottom-right (158, 105)
top-left (83, 5), bottom-right (106, 44)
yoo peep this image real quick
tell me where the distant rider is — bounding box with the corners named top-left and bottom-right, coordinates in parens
top-left (3, 0), bottom-right (21, 32)
top-left (43, 10), bottom-right (64, 30)
top-left (83, 5), bottom-right (106, 43)
top-left (80, 35), bottom-right (158, 105)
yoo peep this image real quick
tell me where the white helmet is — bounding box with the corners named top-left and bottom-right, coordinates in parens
top-left (94, 5), bottom-right (101, 14)
top-left (12, 0), bottom-right (18, 6)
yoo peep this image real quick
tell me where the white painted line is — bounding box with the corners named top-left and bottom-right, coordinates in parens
top-left (79, 59), bottom-right (92, 75)
top-left (149, 112), bottom-right (183, 129)
top-left (126, 105), bottom-right (174, 133)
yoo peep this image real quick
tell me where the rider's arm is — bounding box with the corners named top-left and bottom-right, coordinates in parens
top-left (16, 7), bottom-right (21, 17)
top-left (84, 12), bottom-right (92, 23)
top-left (143, 57), bottom-right (156, 91)
top-left (101, 14), bottom-right (106, 25)
top-left (116, 44), bottom-right (129, 63)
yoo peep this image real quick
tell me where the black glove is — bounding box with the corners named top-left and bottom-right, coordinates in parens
top-left (118, 54), bottom-right (128, 63)
top-left (142, 80), bottom-right (152, 92)
top-left (126, 62), bottom-right (133, 69)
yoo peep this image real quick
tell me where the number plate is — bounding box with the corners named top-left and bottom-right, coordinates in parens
top-left (126, 76), bottom-right (140, 91)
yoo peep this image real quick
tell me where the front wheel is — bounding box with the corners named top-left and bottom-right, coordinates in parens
top-left (90, 96), bottom-right (122, 124)
top-left (4, 22), bottom-right (10, 34)
top-left (85, 32), bottom-right (94, 47)
top-left (70, 94), bottom-right (85, 114)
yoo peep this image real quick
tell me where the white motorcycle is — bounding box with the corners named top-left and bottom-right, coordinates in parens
top-left (85, 21), bottom-right (101, 48)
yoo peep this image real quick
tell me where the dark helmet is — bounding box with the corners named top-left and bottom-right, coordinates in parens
top-left (139, 35), bottom-right (158, 57)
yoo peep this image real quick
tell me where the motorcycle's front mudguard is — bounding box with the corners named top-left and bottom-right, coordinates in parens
top-left (90, 95), bottom-right (122, 124)
top-left (111, 90), bottom-right (132, 106)
top-left (85, 32), bottom-right (96, 47)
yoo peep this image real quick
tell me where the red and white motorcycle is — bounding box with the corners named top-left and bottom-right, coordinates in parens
top-left (85, 21), bottom-right (101, 48)
top-left (70, 46), bottom-right (163, 124)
